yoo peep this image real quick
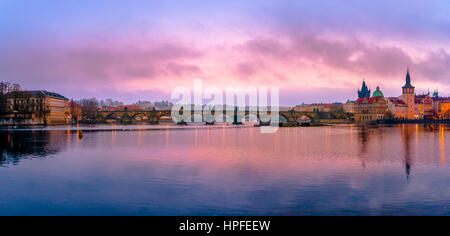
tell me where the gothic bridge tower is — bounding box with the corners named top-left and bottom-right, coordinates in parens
top-left (402, 69), bottom-right (415, 119)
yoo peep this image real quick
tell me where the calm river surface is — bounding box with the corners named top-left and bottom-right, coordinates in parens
top-left (0, 124), bottom-right (449, 215)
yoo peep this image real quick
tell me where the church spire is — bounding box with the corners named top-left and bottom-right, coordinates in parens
top-left (358, 80), bottom-right (371, 99)
top-left (403, 68), bottom-right (414, 88)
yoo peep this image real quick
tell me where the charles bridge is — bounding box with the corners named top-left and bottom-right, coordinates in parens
top-left (95, 107), bottom-right (332, 126)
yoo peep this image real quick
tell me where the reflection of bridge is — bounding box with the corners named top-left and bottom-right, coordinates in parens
top-left (97, 108), bottom-right (320, 125)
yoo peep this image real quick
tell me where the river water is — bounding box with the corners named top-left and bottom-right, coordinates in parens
top-left (0, 124), bottom-right (449, 215)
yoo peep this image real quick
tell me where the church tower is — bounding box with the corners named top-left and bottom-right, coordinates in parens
top-left (402, 69), bottom-right (415, 119)
top-left (358, 81), bottom-right (371, 99)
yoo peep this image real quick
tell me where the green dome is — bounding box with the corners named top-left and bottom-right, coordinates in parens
top-left (372, 86), bottom-right (384, 97)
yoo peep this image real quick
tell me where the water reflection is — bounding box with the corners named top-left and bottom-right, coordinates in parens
top-left (0, 124), bottom-right (449, 215)
top-left (440, 125), bottom-right (445, 164)
top-left (402, 124), bottom-right (413, 181)
top-left (0, 131), bottom-right (67, 166)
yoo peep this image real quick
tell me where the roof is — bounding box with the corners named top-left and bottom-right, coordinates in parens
top-left (415, 94), bottom-right (428, 99)
top-left (6, 90), bottom-right (68, 100)
top-left (372, 86), bottom-right (384, 98)
top-left (357, 96), bottom-right (384, 104)
top-left (387, 97), bottom-right (406, 105)
top-left (432, 97), bottom-right (450, 102)
top-left (118, 105), bottom-right (143, 110)
top-left (411, 94), bottom-right (450, 103)
top-left (42, 91), bottom-right (67, 99)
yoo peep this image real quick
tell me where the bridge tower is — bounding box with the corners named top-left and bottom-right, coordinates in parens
top-left (402, 68), bottom-right (415, 119)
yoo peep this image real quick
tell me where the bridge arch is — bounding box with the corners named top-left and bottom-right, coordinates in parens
top-left (279, 114), bottom-right (289, 123)
top-left (159, 115), bottom-right (174, 124)
top-left (190, 114), bottom-right (204, 123)
top-left (121, 113), bottom-right (131, 123)
top-left (268, 114), bottom-right (289, 124)
top-left (244, 114), bottom-right (259, 124)
top-left (130, 112), bottom-right (152, 124)
top-left (103, 113), bottom-right (121, 123)
top-left (215, 114), bottom-right (233, 123)
top-left (296, 114), bottom-right (313, 125)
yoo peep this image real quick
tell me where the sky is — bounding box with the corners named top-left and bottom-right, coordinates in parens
top-left (0, 0), bottom-right (449, 105)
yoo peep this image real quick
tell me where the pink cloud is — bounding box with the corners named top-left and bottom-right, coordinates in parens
top-left (1, 30), bottom-right (449, 103)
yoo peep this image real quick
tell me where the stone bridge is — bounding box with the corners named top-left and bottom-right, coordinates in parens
top-left (97, 108), bottom-right (321, 125)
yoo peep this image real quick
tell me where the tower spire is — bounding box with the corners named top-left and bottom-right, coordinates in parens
top-left (358, 79), bottom-right (371, 99)
top-left (403, 68), bottom-right (414, 88)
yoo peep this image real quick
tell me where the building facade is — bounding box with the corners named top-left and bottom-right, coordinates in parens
top-left (441, 101), bottom-right (450, 119)
top-left (350, 69), bottom-right (450, 121)
top-left (343, 101), bottom-right (357, 114)
top-left (417, 95), bottom-right (434, 119)
top-left (0, 90), bottom-right (69, 125)
top-left (295, 103), bottom-right (336, 113)
top-left (355, 87), bottom-right (389, 122)
top-left (386, 97), bottom-right (408, 119)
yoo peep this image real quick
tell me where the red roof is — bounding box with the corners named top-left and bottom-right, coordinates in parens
top-left (414, 95), bottom-right (450, 103)
top-left (357, 97), bottom-right (384, 104)
top-left (392, 100), bottom-right (406, 105)
top-left (415, 98), bottom-right (425, 103)
top-left (118, 105), bottom-right (142, 111)
top-left (415, 94), bottom-right (428, 99)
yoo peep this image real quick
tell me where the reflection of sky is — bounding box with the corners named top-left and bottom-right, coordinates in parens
top-left (0, 125), bottom-right (449, 215)
top-left (1, 1), bottom-right (450, 104)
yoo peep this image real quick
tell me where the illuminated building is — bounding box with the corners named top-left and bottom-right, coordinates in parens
top-left (402, 69), bottom-right (415, 119)
top-left (343, 101), bottom-right (357, 113)
top-left (441, 101), bottom-right (450, 119)
top-left (351, 69), bottom-right (450, 120)
top-left (355, 86), bottom-right (389, 121)
top-left (0, 90), bottom-right (69, 125)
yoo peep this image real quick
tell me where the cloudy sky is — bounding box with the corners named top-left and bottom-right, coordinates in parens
top-left (1, 0), bottom-right (449, 105)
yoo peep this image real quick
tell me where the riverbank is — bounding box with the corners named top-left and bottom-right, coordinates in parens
top-left (318, 119), bottom-right (354, 124)
top-left (378, 119), bottom-right (450, 125)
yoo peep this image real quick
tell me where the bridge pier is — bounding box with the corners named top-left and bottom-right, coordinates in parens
top-left (232, 107), bottom-right (243, 125)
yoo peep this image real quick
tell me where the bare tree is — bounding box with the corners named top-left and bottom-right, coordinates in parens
top-left (0, 82), bottom-right (21, 114)
top-left (11, 84), bottom-right (21, 92)
top-left (0, 82), bottom-right (11, 94)
top-left (100, 98), bottom-right (123, 107)
top-left (78, 98), bottom-right (100, 120)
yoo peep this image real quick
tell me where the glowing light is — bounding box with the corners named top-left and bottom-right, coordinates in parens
top-left (440, 125), bottom-right (445, 164)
